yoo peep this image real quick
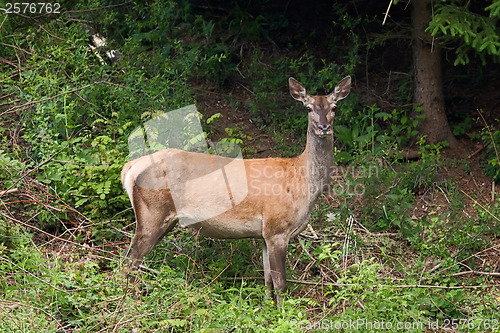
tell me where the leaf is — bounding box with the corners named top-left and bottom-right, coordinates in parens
top-left (334, 125), bottom-right (353, 146)
top-left (374, 112), bottom-right (390, 120)
top-left (430, 24), bottom-right (440, 36)
top-left (206, 112), bottom-right (222, 125)
top-left (490, 43), bottom-right (498, 54)
top-left (439, 24), bottom-right (447, 35)
top-left (195, 308), bottom-right (209, 316)
top-left (485, 1), bottom-right (500, 18)
top-left (400, 115), bottom-right (408, 125)
top-left (162, 319), bottom-right (187, 327)
top-left (334, 151), bottom-right (353, 162)
top-left (75, 198), bottom-right (89, 208)
top-left (479, 41), bottom-right (489, 52)
top-left (387, 194), bottom-right (400, 201)
top-left (354, 133), bottom-right (370, 143)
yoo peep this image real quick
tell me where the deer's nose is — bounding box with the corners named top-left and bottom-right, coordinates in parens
top-left (318, 124), bottom-right (331, 134)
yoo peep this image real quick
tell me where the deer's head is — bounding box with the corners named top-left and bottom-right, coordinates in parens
top-left (289, 76), bottom-right (351, 137)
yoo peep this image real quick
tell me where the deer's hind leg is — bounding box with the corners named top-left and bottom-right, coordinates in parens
top-left (126, 191), bottom-right (178, 272)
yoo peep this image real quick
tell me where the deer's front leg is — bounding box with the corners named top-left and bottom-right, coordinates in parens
top-left (264, 234), bottom-right (289, 305)
top-left (262, 242), bottom-right (273, 297)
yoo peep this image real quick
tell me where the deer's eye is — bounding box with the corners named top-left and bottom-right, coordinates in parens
top-left (331, 106), bottom-right (336, 112)
top-left (306, 106), bottom-right (312, 112)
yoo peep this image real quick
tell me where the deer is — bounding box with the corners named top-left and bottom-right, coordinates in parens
top-left (121, 75), bottom-right (351, 304)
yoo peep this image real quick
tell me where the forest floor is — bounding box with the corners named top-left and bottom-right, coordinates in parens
top-left (191, 73), bottom-right (500, 286)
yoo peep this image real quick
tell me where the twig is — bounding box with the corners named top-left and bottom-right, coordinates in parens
top-left (0, 188), bottom-right (18, 196)
top-left (0, 42), bottom-right (33, 56)
top-left (0, 140), bottom-right (71, 197)
top-left (0, 211), bottom-right (114, 258)
top-left (468, 144), bottom-right (486, 159)
top-left (0, 10), bottom-right (8, 32)
top-left (237, 82), bottom-right (255, 95)
top-left (52, 159), bottom-right (109, 166)
top-left (436, 185), bottom-right (450, 204)
top-left (307, 224), bottom-right (319, 239)
top-left (297, 238), bottom-right (316, 280)
top-left (299, 232), bottom-right (398, 242)
top-left (0, 56), bottom-right (18, 68)
top-left (492, 181), bottom-right (495, 202)
top-left (202, 263), bottom-right (232, 290)
top-left (95, 310), bottom-right (156, 333)
top-left (0, 300), bottom-right (63, 330)
top-left (451, 270), bottom-right (500, 277)
top-left (1, 80), bottom-right (105, 116)
top-left (73, 92), bottom-right (109, 120)
top-left (382, 0), bottom-right (393, 25)
top-left (477, 108), bottom-right (500, 168)
top-left (460, 190), bottom-right (500, 223)
top-left (342, 216), bottom-right (356, 268)
top-left (38, 24), bottom-right (67, 41)
top-left (427, 242), bottom-right (500, 281)
top-left (0, 255), bottom-right (70, 294)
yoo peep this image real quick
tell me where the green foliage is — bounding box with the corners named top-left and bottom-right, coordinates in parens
top-left (335, 104), bottom-right (380, 162)
top-left (453, 115), bottom-right (473, 136)
top-left (476, 197), bottom-right (500, 238)
top-left (328, 259), bottom-right (424, 324)
top-left (480, 120), bottom-right (500, 182)
top-left (334, 105), bottom-right (421, 163)
top-left (412, 136), bottom-right (448, 190)
top-left (2, 218), bottom-right (497, 332)
top-left (346, 154), bottom-right (417, 239)
top-left (0, 0), bottom-right (498, 331)
top-left (0, 150), bottom-right (24, 189)
top-left (376, 106), bottom-right (423, 147)
top-left (338, 139), bottom-right (450, 247)
top-left (428, 1), bottom-right (500, 65)
top-left (0, 0), bottom-right (257, 226)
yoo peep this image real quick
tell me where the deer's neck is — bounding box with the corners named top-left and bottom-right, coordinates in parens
top-left (301, 129), bottom-right (334, 200)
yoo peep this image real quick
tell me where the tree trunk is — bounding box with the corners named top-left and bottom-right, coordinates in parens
top-left (412, 0), bottom-right (458, 148)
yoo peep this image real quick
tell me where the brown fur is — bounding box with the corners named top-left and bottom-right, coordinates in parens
top-left (122, 76), bottom-right (351, 304)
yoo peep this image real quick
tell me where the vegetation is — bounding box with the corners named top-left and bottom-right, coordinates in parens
top-left (0, 0), bottom-right (499, 332)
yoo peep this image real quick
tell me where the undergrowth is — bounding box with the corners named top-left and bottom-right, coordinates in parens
top-left (0, 0), bottom-right (499, 332)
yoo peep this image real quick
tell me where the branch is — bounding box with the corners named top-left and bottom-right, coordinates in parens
top-left (382, 0), bottom-right (393, 26)
top-left (0, 188), bottom-right (18, 196)
top-left (451, 270), bottom-right (500, 277)
top-left (0, 255), bottom-right (70, 294)
top-left (461, 190), bottom-right (500, 223)
top-left (1, 80), bottom-right (105, 116)
top-left (0, 56), bottom-right (18, 68)
top-left (477, 108), bottom-right (500, 170)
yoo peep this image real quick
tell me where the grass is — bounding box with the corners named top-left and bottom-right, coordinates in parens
top-left (0, 1), bottom-right (499, 331)
top-left (1, 159), bottom-right (499, 332)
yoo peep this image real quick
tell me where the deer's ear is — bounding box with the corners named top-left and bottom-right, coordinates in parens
top-left (328, 76), bottom-right (351, 103)
top-left (289, 77), bottom-right (309, 103)
top-left (334, 76), bottom-right (351, 101)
